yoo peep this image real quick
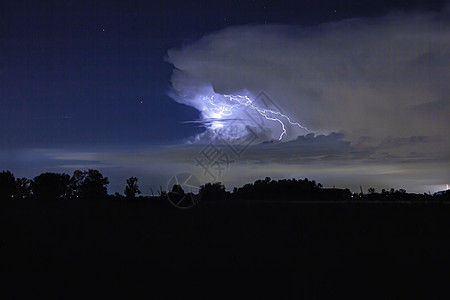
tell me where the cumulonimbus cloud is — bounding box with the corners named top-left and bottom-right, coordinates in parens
top-left (166, 10), bottom-right (449, 146)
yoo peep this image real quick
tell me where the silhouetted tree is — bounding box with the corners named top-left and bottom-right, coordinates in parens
top-left (66, 169), bottom-right (109, 199)
top-left (16, 177), bottom-right (32, 199)
top-left (125, 177), bottom-right (141, 198)
top-left (0, 170), bottom-right (16, 199)
top-left (77, 169), bottom-right (109, 199)
top-left (200, 182), bottom-right (228, 201)
top-left (68, 170), bottom-right (85, 199)
top-left (368, 187), bottom-right (376, 194)
top-left (232, 177), bottom-right (343, 201)
top-left (32, 173), bottom-right (71, 200)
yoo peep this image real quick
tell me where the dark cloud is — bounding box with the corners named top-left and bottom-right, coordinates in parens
top-left (4, 129), bottom-right (446, 194)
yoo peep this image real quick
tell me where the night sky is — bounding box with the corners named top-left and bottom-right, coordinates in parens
top-left (1, 0), bottom-right (449, 194)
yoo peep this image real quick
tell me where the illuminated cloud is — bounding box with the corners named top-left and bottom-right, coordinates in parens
top-left (166, 11), bottom-right (449, 146)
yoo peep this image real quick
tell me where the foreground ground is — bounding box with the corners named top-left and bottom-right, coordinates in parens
top-left (1, 197), bottom-right (450, 299)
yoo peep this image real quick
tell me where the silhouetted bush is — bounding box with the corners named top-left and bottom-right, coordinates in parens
top-left (171, 184), bottom-right (185, 194)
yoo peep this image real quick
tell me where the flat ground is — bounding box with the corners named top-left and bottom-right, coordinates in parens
top-left (1, 198), bottom-right (449, 299)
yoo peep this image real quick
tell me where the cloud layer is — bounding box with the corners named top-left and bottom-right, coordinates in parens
top-left (3, 131), bottom-right (447, 195)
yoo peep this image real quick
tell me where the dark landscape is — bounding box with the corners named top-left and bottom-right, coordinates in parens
top-left (1, 170), bottom-right (450, 299)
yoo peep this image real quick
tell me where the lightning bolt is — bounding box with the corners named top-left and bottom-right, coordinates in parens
top-left (202, 94), bottom-right (308, 140)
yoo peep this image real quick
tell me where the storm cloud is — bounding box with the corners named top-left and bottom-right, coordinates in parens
top-left (167, 11), bottom-right (449, 145)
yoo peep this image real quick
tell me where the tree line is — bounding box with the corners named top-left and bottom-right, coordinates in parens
top-left (0, 169), bottom-right (132, 200)
top-left (168, 177), bottom-right (449, 203)
top-left (1, 169), bottom-right (448, 202)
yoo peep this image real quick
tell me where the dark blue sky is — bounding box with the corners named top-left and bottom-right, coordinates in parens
top-left (1, 0), bottom-right (444, 149)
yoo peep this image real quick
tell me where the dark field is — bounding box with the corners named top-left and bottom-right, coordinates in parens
top-left (2, 198), bottom-right (450, 299)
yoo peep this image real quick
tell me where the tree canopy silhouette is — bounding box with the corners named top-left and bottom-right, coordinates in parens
top-left (70, 169), bottom-right (109, 199)
top-left (15, 177), bottom-right (32, 199)
top-left (32, 173), bottom-right (71, 200)
top-left (199, 182), bottom-right (228, 201)
top-left (0, 169), bottom-right (448, 203)
top-left (0, 170), bottom-right (15, 199)
top-left (30, 169), bottom-right (109, 200)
